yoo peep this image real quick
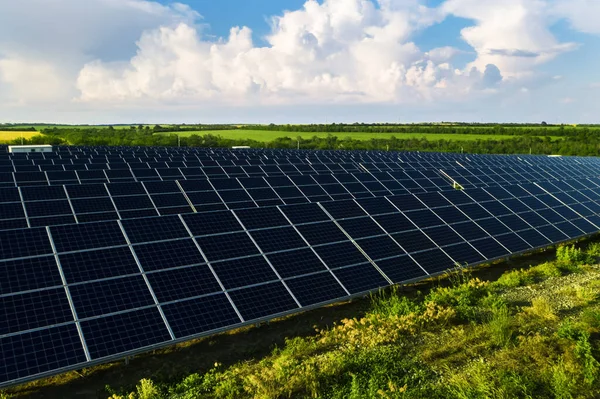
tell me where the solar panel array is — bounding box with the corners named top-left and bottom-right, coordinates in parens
top-left (1, 145), bottom-right (600, 387)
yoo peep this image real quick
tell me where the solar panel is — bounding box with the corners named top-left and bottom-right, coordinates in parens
top-left (5, 147), bottom-right (600, 387)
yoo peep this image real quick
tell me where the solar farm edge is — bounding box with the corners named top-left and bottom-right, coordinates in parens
top-left (0, 230), bottom-right (593, 389)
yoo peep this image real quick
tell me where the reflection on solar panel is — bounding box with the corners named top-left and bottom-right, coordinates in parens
top-left (1, 145), bottom-right (600, 387)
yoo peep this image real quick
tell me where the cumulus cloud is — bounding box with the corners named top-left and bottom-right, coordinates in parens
top-left (0, 0), bottom-right (596, 121)
top-left (442, 0), bottom-right (578, 78)
top-left (76, 0), bottom-right (458, 104)
top-left (0, 0), bottom-right (198, 104)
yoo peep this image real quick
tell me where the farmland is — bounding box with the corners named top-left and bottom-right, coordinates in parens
top-left (0, 131), bottom-right (42, 143)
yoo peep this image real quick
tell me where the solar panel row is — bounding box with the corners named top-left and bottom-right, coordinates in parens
top-left (1, 173), bottom-right (599, 386)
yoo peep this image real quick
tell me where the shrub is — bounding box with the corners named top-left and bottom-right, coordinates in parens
top-left (556, 244), bottom-right (588, 265)
top-left (574, 331), bottom-right (600, 386)
top-left (495, 269), bottom-right (535, 288)
top-left (424, 278), bottom-right (490, 321)
top-left (532, 262), bottom-right (563, 278)
top-left (551, 358), bottom-right (577, 399)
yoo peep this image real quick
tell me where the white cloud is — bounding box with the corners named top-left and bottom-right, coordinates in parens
top-left (552, 0), bottom-right (600, 35)
top-left (76, 0), bottom-right (461, 104)
top-left (441, 0), bottom-right (578, 79)
top-left (0, 0), bottom-right (597, 122)
top-left (0, 0), bottom-right (198, 104)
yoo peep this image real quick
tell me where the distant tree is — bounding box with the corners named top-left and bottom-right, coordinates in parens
top-left (541, 121), bottom-right (547, 125)
top-left (138, 124), bottom-right (144, 130)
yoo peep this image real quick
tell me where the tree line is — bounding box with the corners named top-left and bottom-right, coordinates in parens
top-left (4, 127), bottom-right (598, 156)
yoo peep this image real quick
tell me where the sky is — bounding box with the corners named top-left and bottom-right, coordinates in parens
top-left (0, 0), bottom-right (599, 124)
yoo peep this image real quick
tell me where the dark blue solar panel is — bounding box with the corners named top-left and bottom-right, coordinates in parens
top-left (571, 218), bottom-right (597, 234)
top-left (0, 228), bottom-right (52, 259)
top-left (457, 203), bottom-right (492, 220)
top-left (182, 211), bottom-right (243, 236)
top-left (227, 278), bottom-right (302, 322)
top-left (296, 222), bottom-right (348, 246)
top-left (280, 203), bottom-right (330, 224)
top-left (0, 188), bottom-right (20, 204)
top-left (81, 307), bottom-right (171, 359)
top-left (338, 217), bottom-right (385, 239)
top-left (0, 256), bottom-right (62, 295)
top-left (69, 276), bottom-right (154, 319)
top-left (107, 182), bottom-right (146, 196)
top-left (497, 214), bottom-right (530, 231)
top-left (151, 193), bottom-right (189, 208)
top-left (313, 242), bottom-right (370, 268)
top-left (59, 246), bottom-right (139, 284)
top-left (25, 201), bottom-right (72, 217)
top-left (286, 272), bottom-right (347, 306)
top-left (410, 248), bottom-right (455, 274)
top-left (121, 216), bottom-right (188, 244)
top-left (470, 238), bottom-right (510, 259)
top-left (404, 209), bottom-right (445, 228)
top-left (494, 233), bottom-right (531, 253)
top-left (66, 184), bottom-right (108, 199)
top-left (331, 264), bottom-right (389, 294)
top-left (196, 232), bottom-right (260, 262)
top-left (235, 207), bottom-right (290, 230)
top-left (50, 221), bottom-right (125, 252)
top-left (20, 186), bottom-right (66, 201)
top-left (265, 248), bottom-right (327, 278)
top-left (355, 197), bottom-right (398, 215)
top-left (392, 230), bottom-right (437, 253)
top-left (249, 227), bottom-right (306, 253)
top-left (112, 195), bottom-right (155, 211)
top-left (162, 294), bottom-right (240, 338)
top-left (0, 324), bottom-right (86, 384)
top-left (373, 213), bottom-right (415, 234)
top-left (517, 229), bottom-right (551, 247)
top-left (537, 224), bottom-right (569, 242)
top-left (442, 242), bottom-right (485, 266)
top-left (422, 225), bottom-right (464, 247)
top-left (146, 265), bottom-right (221, 302)
top-left (71, 198), bottom-right (115, 214)
top-left (415, 192), bottom-right (452, 208)
top-left (320, 200), bottom-right (366, 219)
top-left (0, 203), bottom-right (25, 220)
top-left (0, 289), bottom-right (73, 335)
top-left (475, 218), bottom-right (511, 235)
top-left (431, 206), bottom-right (470, 224)
top-left (386, 194), bottom-right (425, 211)
top-left (212, 256), bottom-right (277, 289)
top-left (374, 256), bottom-right (426, 283)
top-left (356, 235), bottom-right (404, 260)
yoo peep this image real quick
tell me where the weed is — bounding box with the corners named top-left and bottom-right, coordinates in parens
top-left (551, 358), bottom-right (577, 399)
top-left (531, 261), bottom-right (563, 278)
top-left (556, 244), bottom-right (588, 265)
top-left (574, 332), bottom-right (600, 385)
top-left (424, 278), bottom-right (490, 321)
top-left (495, 269), bottom-right (535, 288)
top-left (486, 306), bottom-right (513, 348)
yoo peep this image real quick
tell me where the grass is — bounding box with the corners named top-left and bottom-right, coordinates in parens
top-left (4, 242), bottom-right (600, 399)
top-left (0, 132), bottom-right (42, 143)
top-left (156, 130), bottom-right (564, 142)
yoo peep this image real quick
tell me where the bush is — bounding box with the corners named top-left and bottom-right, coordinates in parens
top-left (556, 245), bottom-right (588, 265)
top-left (496, 269), bottom-right (536, 288)
top-left (424, 278), bottom-right (490, 321)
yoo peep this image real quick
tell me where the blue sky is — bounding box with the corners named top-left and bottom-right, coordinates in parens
top-left (0, 0), bottom-right (599, 124)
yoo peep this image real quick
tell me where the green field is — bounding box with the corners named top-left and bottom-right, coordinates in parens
top-left (157, 130), bottom-right (563, 142)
